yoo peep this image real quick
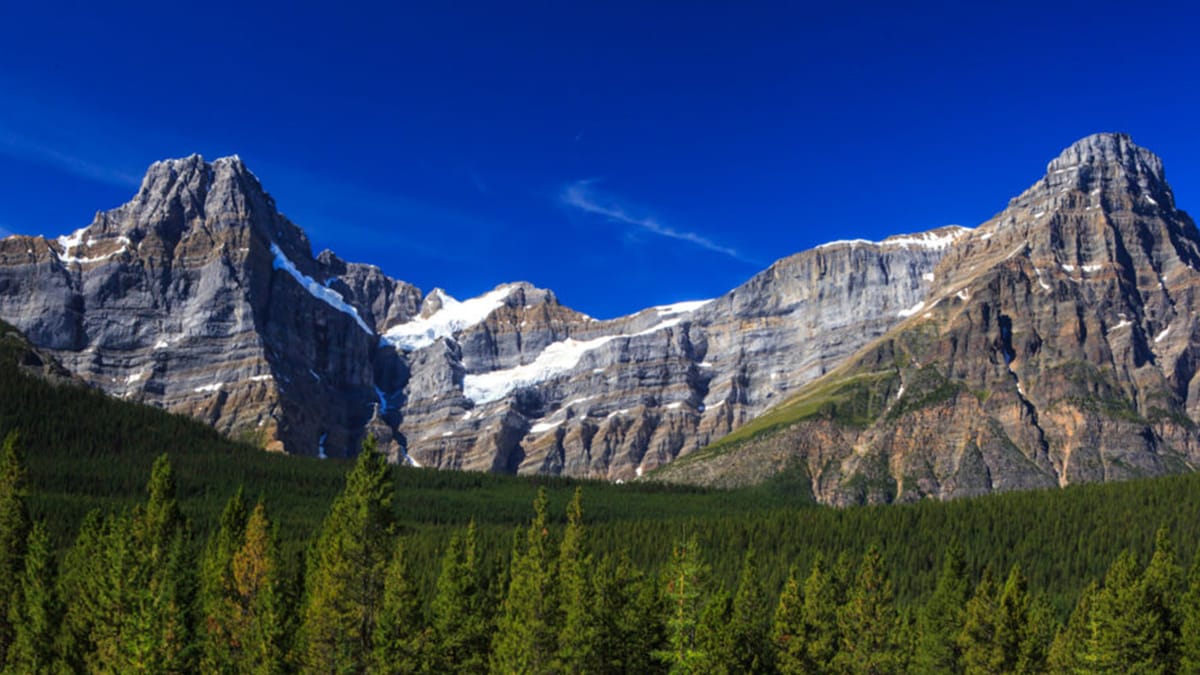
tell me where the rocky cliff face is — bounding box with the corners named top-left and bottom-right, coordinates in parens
top-left (0, 152), bottom-right (959, 474)
top-left (4, 134), bottom-right (1198, 502)
top-left (656, 133), bottom-right (1200, 503)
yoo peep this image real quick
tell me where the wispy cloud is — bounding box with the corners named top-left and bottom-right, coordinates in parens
top-left (0, 224), bottom-right (11, 239)
top-left (0, 130), bottom-right (142, 188)
top-left (561, 180), bottom-right (752, 262)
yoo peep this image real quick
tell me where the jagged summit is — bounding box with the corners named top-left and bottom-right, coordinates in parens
top-left (1047, 132), bottom-right (1164, 180)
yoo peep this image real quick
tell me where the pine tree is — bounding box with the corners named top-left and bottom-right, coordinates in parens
top-left (371, 537), bottom-right (423, 674)
top-left (590, 552), bottom-right (664, 675)
top-left (54, 510), bottom-right (106, 673)
top-left (299, 437), bottom-right (395, 674)
top-left (696, 587), bottom-right (732, 674)
top-left (771, 566), bottom-right (808, 674)
top-left (835, 545), bottom-right (901, 674)
top-left (1047, 581), bottom-right (1096, 674)
top-left (127, 454), bottom-right (193, 673)
top-left (912, 545), bottom-right (969, 674)
top-left (1140, 526), bottom-right (1182, 671)
top-left (0, 431), bottom-right (29, 664)
top-left (1180, 550), bottom-right (1200, 673)
top-left (654, 534), bottom-right (708, 674)
top-left (1087, 548), bottom-right (1174, 673)
top-left (229, 501), bottom-right (286, 674)
top-left (491, 488), bottom-right (559, 674)
top-left (801, 555), bottom-right (841, 672)
top-left (4, 521), bottom-right (58, 674)
top-left (556, 487), bottom-right (598, 674)
top-left (726, 550), bottom-right (771, 673)
top-left (200, 489), bottom-right (250, 673)
top-left (429, 522), bottom-right (490, 674)
top-left (958, 567), bottom-right (1000, 675)
top-left (993, 564), bottom-right (1034, 673)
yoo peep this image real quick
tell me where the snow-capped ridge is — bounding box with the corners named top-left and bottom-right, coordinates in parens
top-left (270, 242), bottom-right (373, 334)
top-left (384, 284), bottom-right (522, 351)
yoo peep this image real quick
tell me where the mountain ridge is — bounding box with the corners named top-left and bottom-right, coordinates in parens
top-left (3, 133), bottom-right (1199, 502)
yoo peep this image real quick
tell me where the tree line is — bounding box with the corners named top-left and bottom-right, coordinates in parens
top-left (2, 432), bottom-right (1199, 674)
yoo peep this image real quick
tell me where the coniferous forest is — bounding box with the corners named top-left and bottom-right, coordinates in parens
top-left (4, 328), bottom-right (1200, 672)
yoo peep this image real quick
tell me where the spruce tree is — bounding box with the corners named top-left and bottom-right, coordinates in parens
top-left (371, 537), bottom-right (423, 674)
top-left (590, 551), bottom-right (664, 675)
top-left (654, 534), bottom-right (708, 674)
top-left (55, 510), bottom-right (106, 673)
top-left (556, 487), bottom-right (598, 674)
top-left (491, 488), bottom-right (558, 674)
top-left (429, 522), bottom-right (489, 674)
top-left (913, 545), bottom-right (969, 674)
top-left (696, 588), bottom-right (733, 674)
top-left (1140, 526), bottom-right (1182, 671)
top-left (0, 431), bottom-right (29, 664)
top-left (993, 564), bottom-right (1035, 673)
top-left (130, 454), bottom-right (192, 673)
top-left (801, 554), bottom-right (841, 672)
top-left (1087, 548), bottom-right (1174, 673)
top-left (1180, 549), bottom-right (1200, 673)
top-left (4, 521), bottom-right (58, 674)
top-left (771, 566), bottom-right (808, 674)
top-left (200, 489), bottom-right (250, 673)
top-left (726, 549), bottom-right (771, 673)
top-left (299, 437), bottom-right (394, 674)
top-left (835, 545), bottom-right (901, 674)
top-left (1047, 581), bottom-right (1096, 674)
top-left (229, 501), bottom-right (286, 674)
top-left (958, 567), bottom-right (1000, 675)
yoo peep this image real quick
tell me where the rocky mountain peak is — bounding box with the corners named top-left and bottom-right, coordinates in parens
top-left (1038, 132), bottom-right (1173, 209)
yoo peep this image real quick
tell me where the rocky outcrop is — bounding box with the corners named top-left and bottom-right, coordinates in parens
top-left (657, 133), bottom-right (1200, 503)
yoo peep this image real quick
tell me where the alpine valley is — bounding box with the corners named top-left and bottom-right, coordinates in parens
top-left (3, 133), bottom-right (1199, 505)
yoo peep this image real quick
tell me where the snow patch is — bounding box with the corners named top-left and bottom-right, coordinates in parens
top-left (54, 230), bottom-right (132, 264)
top-left (1061, 264), bottom-right (1075, 273)
top-left (530, 419), bottom-right (562, 434)
top-left (665, 401), bottom-right (684, 410)
top-left (125, 370), bottom-right (148, 385)
top-left (249, 375), bottom-right (271, 382)
top-left (636, 466), bottom-right (644, 478)
top-left (1155, 326), bottom-right (1171, 343)
top-left (1145, 195), bottom-right (1159, 206)
top-left (271, 243), bottom-right (373, 334)
top-left (956, 289), bottom-right (970, 301)
top-left (383, 285), bottom-right (516, 351)
top-left (318, 433), bottom-right (328, 460)
top-left (655, 299), bottom-right (712, 316)
top-left (1110, 319), bottom-right (1132, 331)
top-left (882, 227), bottom-right (972, 250)
top-left (1034, 268), bottom-right (1051, 291)
top-left (897, 301), bottom-right (925, 318)
top-left (922, 272), bottom-right (935, 282)
top-left (194, 383), bottom-right (222, 393)
top-left (464, 334), bottom-right (620, 403)
top-left (896, 383), bottom-right (905, 399)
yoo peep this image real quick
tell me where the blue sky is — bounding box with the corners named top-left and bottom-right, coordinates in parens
top-left (2, 2), bottom-right (1199, 318)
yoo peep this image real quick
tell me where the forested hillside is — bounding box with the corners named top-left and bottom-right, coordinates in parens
top-left (3, 320), bottom-right (1200, 671)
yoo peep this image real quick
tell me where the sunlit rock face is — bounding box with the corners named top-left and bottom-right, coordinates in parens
top-left (657, 133), bottom-right (1200, 503)
top-left (5, 134), bottom-right (1198, 502)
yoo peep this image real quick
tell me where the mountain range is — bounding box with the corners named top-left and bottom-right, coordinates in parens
top-left (2, 133), bottom-right (1197, 505)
